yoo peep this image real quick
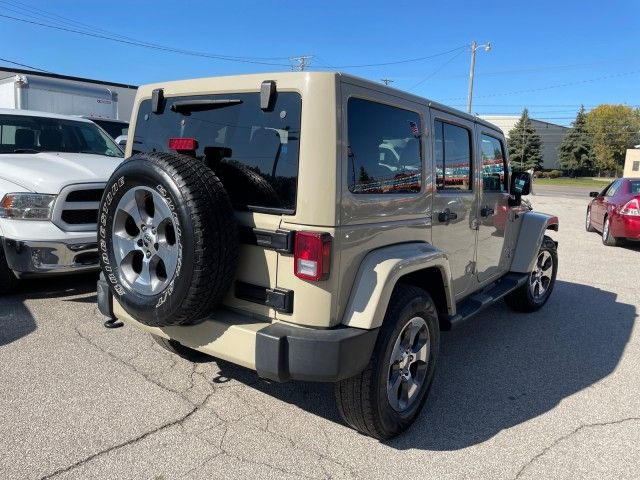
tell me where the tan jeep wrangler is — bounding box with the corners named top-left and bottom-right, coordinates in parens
top-left (97, 72), bottom-right (558, 439)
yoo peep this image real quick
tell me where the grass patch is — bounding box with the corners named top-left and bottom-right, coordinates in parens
top-left (533, 177), bottom-right (612, 189)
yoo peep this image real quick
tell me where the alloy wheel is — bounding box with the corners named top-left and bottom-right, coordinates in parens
top-left (112, 187), bottom-right (179, 296)
top-left (387, 316), bottom-right (430, 412)
top-left (529, 250), bottom-right (553, 300)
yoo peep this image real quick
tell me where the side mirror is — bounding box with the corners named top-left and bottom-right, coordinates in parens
top-left (510, 171), bottom-right (531, 196)
top-left (114, 134), bottom-right (128, 149)
top-left (589, 191), bottom-right (599, 198)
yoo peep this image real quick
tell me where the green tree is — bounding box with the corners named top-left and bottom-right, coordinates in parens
top-left (558, 106), bottom-right (594, 175)
top-left (507, 108), bottom-right (543, 171)
top-left (585, 104), bottom-right (640, 175)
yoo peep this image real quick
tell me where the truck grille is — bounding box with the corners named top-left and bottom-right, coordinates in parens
top-left (52, 184), bottom-right (105, 232)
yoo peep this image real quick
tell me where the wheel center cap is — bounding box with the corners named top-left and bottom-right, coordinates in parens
top-left (143, 231), bottom-right (153, 247)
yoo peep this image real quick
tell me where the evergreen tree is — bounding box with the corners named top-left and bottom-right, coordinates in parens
top-left (507, 108), bottom-right (543, 171)
top-left (558, 106), bottom-right (594, 175)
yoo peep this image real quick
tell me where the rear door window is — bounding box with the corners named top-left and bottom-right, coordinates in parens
top-left (347, 98), bottom-right (422, 194)
top-left (133, 92), bottom-right (301, 213)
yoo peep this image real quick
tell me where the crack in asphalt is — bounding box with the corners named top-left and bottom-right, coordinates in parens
top-left (40, 403), bottom-right (200, 480)
top-left (513, 417), bottom-right (640, 479)
top-left (53, 324), bottom-right (354, 480)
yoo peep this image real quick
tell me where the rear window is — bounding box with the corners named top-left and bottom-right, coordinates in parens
top-left (133, 92), bottom-right (301, 213)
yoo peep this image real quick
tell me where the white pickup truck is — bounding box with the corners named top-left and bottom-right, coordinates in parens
top-left (0, 108), bottom-right (124, 293)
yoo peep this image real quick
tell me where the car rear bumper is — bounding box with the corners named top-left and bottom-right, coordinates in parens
top-left (611, 215), bottom-right (640, 239)
top-left (97, 276), bottom-right (379, 382)
top-left (1, 237), bottom-right (99, 277)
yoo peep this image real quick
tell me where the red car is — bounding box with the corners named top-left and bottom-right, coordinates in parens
top-left (587, 177), bottom-right (640, 246)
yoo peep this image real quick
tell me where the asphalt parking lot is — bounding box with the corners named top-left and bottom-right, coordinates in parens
top-left (1, 190), bottom-right (639, 480)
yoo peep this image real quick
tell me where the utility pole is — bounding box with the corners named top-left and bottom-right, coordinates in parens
top-left (290, 55), bottom-right (313, 71)
top-left (466, 41), bottom-right (491, 113)
top-left (381, 78), bottom-right (394, 86)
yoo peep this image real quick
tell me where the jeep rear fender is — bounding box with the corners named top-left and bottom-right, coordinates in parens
top-left (510, 211), bottom-right (559, 273)
top-left (342, 243), bottom-right (453, 330)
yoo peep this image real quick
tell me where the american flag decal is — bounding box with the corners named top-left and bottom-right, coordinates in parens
top-left (408, 121), bottom-right (420, 137)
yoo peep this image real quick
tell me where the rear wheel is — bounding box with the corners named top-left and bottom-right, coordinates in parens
top-left (0, 247), bottom-right (18, 295)
top-left (602, 216), bottom-right (618, 246)
top-left (335, 285), bottom-right (439, 439)
top-left (585, 208), bottom-right (596, 232)
top-left (505, 236), bottom-right (558, 312)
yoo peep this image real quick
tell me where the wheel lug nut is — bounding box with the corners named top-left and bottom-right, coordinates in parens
top-left (137, 239), bottom-right (143, 247)
top-left (146, 251), bottom-right (151, 258)
top-left (142, 225), bottom-right (147, 231)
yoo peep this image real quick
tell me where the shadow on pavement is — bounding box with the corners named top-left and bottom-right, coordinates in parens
top-left (216, 280), bottom-right (635, 449)
top-left (0, 273), bottom-right (98, 347)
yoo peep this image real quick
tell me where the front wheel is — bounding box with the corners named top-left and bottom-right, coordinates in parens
top-left (505, 235), bottom-right (558, 312)
top-left (335, 285), bottom-right (439, 439)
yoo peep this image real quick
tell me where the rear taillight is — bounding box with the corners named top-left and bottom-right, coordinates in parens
top-left (168, 137), bottom-right (198, 152)
top-left (620, 198), bottom-right (640, 216)
top-left (294, 231), bottom-right (331, 281)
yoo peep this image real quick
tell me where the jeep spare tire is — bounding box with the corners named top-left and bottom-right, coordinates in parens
top-left (99, 151), bottom-right (238, 327)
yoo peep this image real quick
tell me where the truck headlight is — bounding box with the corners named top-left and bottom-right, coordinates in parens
top-left (0, 193), bottom-right (57, 220)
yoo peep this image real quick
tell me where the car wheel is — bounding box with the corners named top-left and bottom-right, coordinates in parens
top-left (505, 235), bottom-right (558, 312)
top-left (334, 285), bottom-right (439, 439)
top-left (151, 334), bottom-right (209, 362)
top-left (99, 151), bottom-right (238, 327)
top-left (602, 216), bottom-right (618, 246)
top-left (0, 247), bottom-right (18, 295)
top-left (585, 208), bottom-right (596, 232)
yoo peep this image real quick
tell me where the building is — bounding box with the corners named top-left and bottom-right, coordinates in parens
top-left (0, 67), bottom-right (137, 121)
top-left (623, 149), bottom-right (640, 178)
top-left (479, 115), bottom-right (568, 170)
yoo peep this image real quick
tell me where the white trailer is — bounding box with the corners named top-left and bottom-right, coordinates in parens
top-left (0, 74), bottom-right (119, 119)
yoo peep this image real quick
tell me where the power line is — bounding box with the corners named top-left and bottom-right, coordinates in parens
top-left (445, 70), bottom-right (640, 100)
top-left (408, 49), bottom-right (466, 91)
top-left (313, 45), bottom-right (468, 69)
top-left (0, 0), bottom-right (293, 62)
top-left (0, 13), bottom-right (294, 66)
top-left (0, 55), bottom-right (51, 73)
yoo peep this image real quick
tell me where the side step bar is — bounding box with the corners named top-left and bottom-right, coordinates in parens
top-left (440, 273), bottom-right (529, 331)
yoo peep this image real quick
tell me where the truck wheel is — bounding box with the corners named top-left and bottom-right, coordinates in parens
top-left (505, 236), bottom-right (557, 312)
top-left (99, 151), bottom-right (238, 327)
top-left (585, 208), bottom-right (596, 232)
top-left (601, 216), bottom-right (618, 246)
top-left (335, 285), bottom-right (439, 439)
top-left (0, 247), bottom-right (18, 295)
top-left (151, 334), bottom-right (209, 361)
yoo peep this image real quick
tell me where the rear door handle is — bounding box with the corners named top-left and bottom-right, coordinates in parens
top-left (481, 207), bottom-right (494, 217)
top-left (438, 209), bottom-right (458, 223)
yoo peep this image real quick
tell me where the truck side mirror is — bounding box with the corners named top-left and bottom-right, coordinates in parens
top-left (510, 171), bottom-right (531, 196)
top-left (114, 135), bottom-right (128, 150)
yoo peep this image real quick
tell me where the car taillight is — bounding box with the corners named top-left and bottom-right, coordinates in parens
top-left (168, 137), bottom-right (198, 152)
top-left (294, 231), bottom-right (331, 281)
top-left (620, 198), bottom-right (640, 216)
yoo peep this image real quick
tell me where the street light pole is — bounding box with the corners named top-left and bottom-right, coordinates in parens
top-left (466, 41), bottom-right (491, 114)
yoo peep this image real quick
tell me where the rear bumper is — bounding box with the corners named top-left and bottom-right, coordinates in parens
top-left (97, 276), bottom-right (378, 383)
top-left (611, 215), bottom-right (640, 239)
top-left (2, 237), bottom-right (99, 277)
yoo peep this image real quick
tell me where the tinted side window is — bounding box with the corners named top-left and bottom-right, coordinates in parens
top-left (480, 134), bottom-right (506, 192)
top-left (347, 98), bottom-right (422, 194)
top-left (434, 120), bottom-right (472, 190)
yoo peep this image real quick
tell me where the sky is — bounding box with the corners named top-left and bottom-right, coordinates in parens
top-left (0, 0), bottom-right (639, 126)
